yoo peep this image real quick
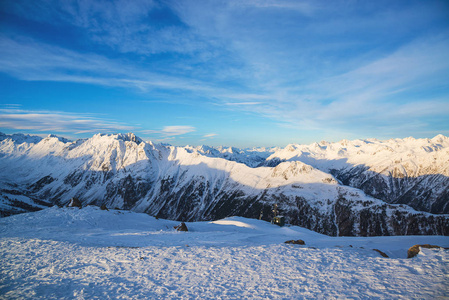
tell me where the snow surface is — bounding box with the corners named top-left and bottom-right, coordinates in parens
top-left (1, 206), bottom-right (448, 299)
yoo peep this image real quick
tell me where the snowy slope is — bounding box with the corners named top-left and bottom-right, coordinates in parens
top-left (0, 207), bottom-right (448, 299)
top-left (0, 132), bottom-right (448, 236)
top-left (174, 136), bottom-right (449, 214)
top-left (191, 135), bottom-right (449, 214)
top-left (261, 135), bottom-right (449, 214)
top-left (185, 145), bottom-right (278, 168)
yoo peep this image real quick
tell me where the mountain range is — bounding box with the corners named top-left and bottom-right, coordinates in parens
top-left (0, 132), bottom-right (448, 236)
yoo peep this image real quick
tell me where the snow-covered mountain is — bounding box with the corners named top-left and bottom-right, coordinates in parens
top-left (259, 135), bottom-right (449, 214)
top-left (184, 145), bottom-right (279, 168)
top-left (0, 132), bottom-right (448, 236)
top-left (191, 135), bottom-right (449, 214)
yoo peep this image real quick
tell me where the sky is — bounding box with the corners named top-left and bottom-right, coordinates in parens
top-left (0, 0), bottom-right (448, 147)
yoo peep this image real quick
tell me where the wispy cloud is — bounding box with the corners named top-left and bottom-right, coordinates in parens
top-left (161, 126), bottom-right (196, 136)
top-left (141, 125), bottom-right (196, 137)
top-left (0, 35), bottom-right (216, 93)
top-left (172, 0), bottom-right (449, 133)
top-left (4, 0), bottom-right (208, 56)
top-left (0, 108), bottom-right (136, 134)
top-left (203, 133), bottom-right (217, 138)
top-left (213, 34), bottom-right (449, 136)
top-left (224, 102), bottom-right (262, 106)
top-left (1, 0), bottom-right (448, 144)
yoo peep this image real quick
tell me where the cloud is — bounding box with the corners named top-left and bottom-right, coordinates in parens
top-left (1, 0), bottom-right (448, 142)
top-left (0, 108), bottom-right (135, 133)
top-left (203, 133), bottom-right (217, 138)
top-left (213, 34), bottom-right (449, 136)
top-left (224, 102), bottom-right (262, 106)
top-left (162, 126), bottom-right (196, 136)
top-left (141, 125), bottom-right (196, 137)
top-left (229, 0), bottom-right (316, 14)
top-left (0, 35), bottom-right (220, 94)
top-left (3, 0), bottom-right (209, 56)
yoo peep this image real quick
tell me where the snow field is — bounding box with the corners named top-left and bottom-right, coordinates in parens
top-left (0, 207), bottom-right (448, 299)
top-left (1, 239), bottom-right (447, 299)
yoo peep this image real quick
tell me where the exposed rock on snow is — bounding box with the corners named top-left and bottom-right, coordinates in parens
top-left (174, 222), bottom-right (188, 232)
top-left (67, 197), bottom-right (82, 208)
top-left (284, 239), bottom-right (306, 245)
top-left (407, 244), bottom-right (445, 258)
top-left (373, 249), bottom-right (389, 258)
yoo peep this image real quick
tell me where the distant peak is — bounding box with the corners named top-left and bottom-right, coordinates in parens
top-left (124, 132), bottom-right (143, 144)
top-left (285, 144), bottom-right (297, 151)
top-left (432, 134), bottom-right (447, 143)
top-left (45, 134), bottom-right (71, 143)
top-left (0, 132), bottom-right (43, 144)
top-left (94, 132), bottom-right (144, 144)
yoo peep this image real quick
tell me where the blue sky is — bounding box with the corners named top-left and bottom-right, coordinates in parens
top-left (1, 0), bottom-right (448, 147)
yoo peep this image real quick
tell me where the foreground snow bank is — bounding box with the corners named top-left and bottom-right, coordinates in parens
top-left (1, 207), bottom-right (448, 299)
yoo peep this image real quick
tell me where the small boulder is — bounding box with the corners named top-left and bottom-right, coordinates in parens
top-left (284, 239), bottom-right (305, 245)
top-left (67, 197), bottom-right (82, 208)
top-left (174, 222), bottom-right (188, 232)
top-left (100, 204), bottom-right (109, 211)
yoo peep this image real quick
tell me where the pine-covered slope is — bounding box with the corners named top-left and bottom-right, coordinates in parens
top-left (0, 132), bottom-right (448, 236)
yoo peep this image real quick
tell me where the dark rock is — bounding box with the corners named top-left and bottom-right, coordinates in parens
top-left (100, 204), bottom-right (109, 211)
top-left (407, 244), bottom-right (443, 258)
top-left (106, 175), bottom-right (151, 210)
top-left (29, 175), bottom-right (55, 192)
top-left (284, 239), bottom-right (305, 245)
top-left (174, 222), bottom-right (188, 232)
top-left (67, 197), bottom-right (82, 208)
top-left (373, 249), bottom-right (389, 258)
top-left (332, 167), bottom-right (449, 214)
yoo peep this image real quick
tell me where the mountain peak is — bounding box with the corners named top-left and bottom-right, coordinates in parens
top-left (45, 134), bottom-right (71, 143)
top-left (431, 134), bottom-right (447, 143)
top-left (93, 133), bottom-right (144, 144)
top-left (0, 132), bottom-right (43, 144)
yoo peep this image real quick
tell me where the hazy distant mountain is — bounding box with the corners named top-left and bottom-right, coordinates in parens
top-left (0, 132), bottom-right (448, 236)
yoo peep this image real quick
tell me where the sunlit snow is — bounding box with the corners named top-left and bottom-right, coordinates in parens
top-left (1, 206), bottom-right (448, 299)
